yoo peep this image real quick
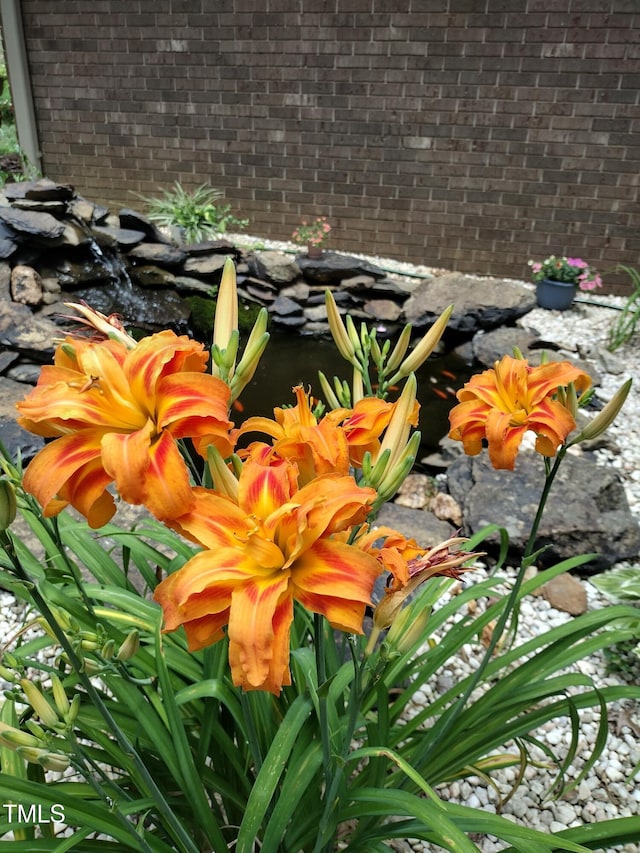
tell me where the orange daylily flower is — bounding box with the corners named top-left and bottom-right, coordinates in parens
top-left (154, 455), bottom-right (380, 694)
top-left (372, 536), bottom-right (478, 632)
top-left (340, 397), bottom-right (395, 466)
top-left (448, 355), bottom-right (591, 470)
top-left (236, 385), bottom-right (350, 484)
top-left (16, 331), bottom-right (233, 527)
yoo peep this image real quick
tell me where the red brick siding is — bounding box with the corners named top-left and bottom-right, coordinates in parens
top-left (13, 0), bottom-right (640, 290)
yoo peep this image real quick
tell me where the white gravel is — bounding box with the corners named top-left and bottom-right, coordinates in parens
top-left (1, 247), bottom-right (638, 850)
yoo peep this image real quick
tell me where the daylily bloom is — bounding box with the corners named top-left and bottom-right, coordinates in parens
top-left (358, 532), bottom-right (480, 654)
top-left (16, 331), bottom-right (233, 527)
top-left (448, 355), bottom-right (591, 470)
top-left (154, 455), bottom-right (380, 694)
top-left (236, 385), bottom-right (351, 484)
top-left (340, 396), bottom-right (395, 466)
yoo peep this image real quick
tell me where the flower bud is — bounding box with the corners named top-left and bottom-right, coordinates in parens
top-left (0, 724), bottom-right (41, 750)
top-left (16, 745), bottom-right (70, 771)
top-left (0, 664), bottom-right (18, 684)
top-left (570, 378), bottom-right (632, 445)
top-left (213, 258), bottom-right (239, 352)
top-left (116, 629), bottom-right (140, 661)
top-left (100, 639), bottom-right (116, 660)
top-left (20, 679), bottom-right (59, 728)
top-left (50, 673), bottom-right (70, 718)
top-left (206, 446), bottom-right (239, 501)
top-left (318, 371), bottom-right (341, 410)
top-left (385, 324), bottom-right (412, 373)
top-left (0, 480), bottom-right (17, 531)
top-left (325, 291), bottom-right (357, 365)
top-left (388, 305), bottom-right (453, 384)
top-left (385, 602), bottom-right (431, 655)
top-left (352, 366), bottom-right (364, 404)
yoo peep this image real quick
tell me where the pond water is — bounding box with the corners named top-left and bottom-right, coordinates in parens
top-left (234, 333), bottom-right (471, 457)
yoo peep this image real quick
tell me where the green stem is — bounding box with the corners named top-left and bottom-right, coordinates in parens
top-left (1, 530), bottom-right (200, 853)
top-left (417, 448), bottom-right (567, 763)
top-left (313, 635), bottom-right (367, 853)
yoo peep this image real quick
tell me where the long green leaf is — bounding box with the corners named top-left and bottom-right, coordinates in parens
top-left (153, 627), bottom-right (227, 852)
top-left (236, 693), bottom-right (313, 853)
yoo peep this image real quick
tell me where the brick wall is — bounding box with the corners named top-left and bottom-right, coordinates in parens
top-left (12, 0), bottom-right (640, 289)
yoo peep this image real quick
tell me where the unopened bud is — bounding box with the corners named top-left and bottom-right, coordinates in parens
top-left (570, 378), bottom-right (632, 445)
top-left (116, 630), bottom-right (140, 661)
top-left (213, 258), bottom-right (239, 353)
top-left (50, 673), bottom-right (70, 718)
top-left (386, 605), bottom-right (431, 655)
top-left (0, 480), bottom-right (17, 531)
top-left (0, 726), bottom-right (41, 750)
top-left (388, 305), bottom-right (453, 384)
top-left (67, 694), bottom-right (81, 726)
top-left (325, 291), bottom-right (357, 365)
top-left (20, 679), bottom-right (59, 728)
top-left (16, 745), bottom-right (70, 771)
top-left (0, 664), bottom-right (18, 683)
top-left (100, 639), bottom-right (116, 660)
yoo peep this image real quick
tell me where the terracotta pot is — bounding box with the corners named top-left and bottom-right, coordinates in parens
top-left (535, 278), bottom-right (577, 310)
top-left (307, 243), bottom-right (323, 259)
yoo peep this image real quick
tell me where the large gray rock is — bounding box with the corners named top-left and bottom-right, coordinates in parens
top-left (126, 242), bottom-right (187, 266)
top-left (295, 251), bottom-right (386, 284)
top-left (403, 273), bottom-right (536, 333)
top-left (247, 251), bottom-right (300, 285)
top-left (0, 206), bottom-right (66, 244)
top-left (472, 327), bottom-right (540, 367)
top-left (3, 178), bottom-right (74, 203)
top-left (375, 502), bottom-right (455, 549)
top-left (0, 300), bottom-right (60, 360)
top-left (446, 451), bottom-right (640, 572)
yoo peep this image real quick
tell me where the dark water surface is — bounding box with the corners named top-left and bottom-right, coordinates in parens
top-left (234, 333), bottom-right (471, 456)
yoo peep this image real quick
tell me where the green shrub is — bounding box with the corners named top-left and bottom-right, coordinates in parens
top-left (135, 182), bottom-right (249, 244)
top-left (607, 265), bottom-right (640, 352)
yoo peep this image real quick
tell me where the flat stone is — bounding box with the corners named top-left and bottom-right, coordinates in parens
top-left (117, 208), bottom-right (173, 243)
top-left (0, 206), bottom-right (66, 243)
top-left (542, 573), bottom-right (588, 615)
top-left (403, 273), bottom-right (536, 334)
top-left (446, 451), bottom-right (640, 572)
top-left (129, 265), bottom-right (177, 288)
top-left (2, 178), bottom-right (74, 203)
top-left (362, 298), bottom-right (402, 321)
top-left (375, 501), bottom-right (455, 549)
top-left (271, 313), bottom-right (306, 327)
top-left (126, 242), bottom-right (187, 266)
top-left (247, 251), bottom-right (300, 285)
top-left (270, 295), bottom-right (303, 316)
top-left (295, 251), bottom-right (386, 284)
top-left (183, 254), bottom-right (230, 276)
top-left (92, 225), bottom-right (147, 249)
top-left (0, 301), bottom-right (59, 360)
top-left (472, 326), bottom-right (540, 368)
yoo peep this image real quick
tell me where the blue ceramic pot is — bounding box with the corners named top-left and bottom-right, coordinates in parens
top-left (536, 278), bottom-right (577, 311)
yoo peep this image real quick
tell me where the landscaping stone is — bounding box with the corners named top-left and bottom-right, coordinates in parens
top-left (541, 573), bottom-right (588, 615)
top-left (375, 501), bottom-right (455, 548)
top-left (403, 272), bottom-right (536, 333)
top-left (247, 251), bottom-right (300, 285)
top-left (446, 451), bottom-right (640, 572)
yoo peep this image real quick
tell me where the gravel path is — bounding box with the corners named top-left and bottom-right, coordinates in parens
top-left (1, 244), bottom-right (638, 850)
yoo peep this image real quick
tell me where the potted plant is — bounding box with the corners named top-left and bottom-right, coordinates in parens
top-left (528, 255), bottom-right (603, 310)
top-left (291, 215), bottom-right (331, 258)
